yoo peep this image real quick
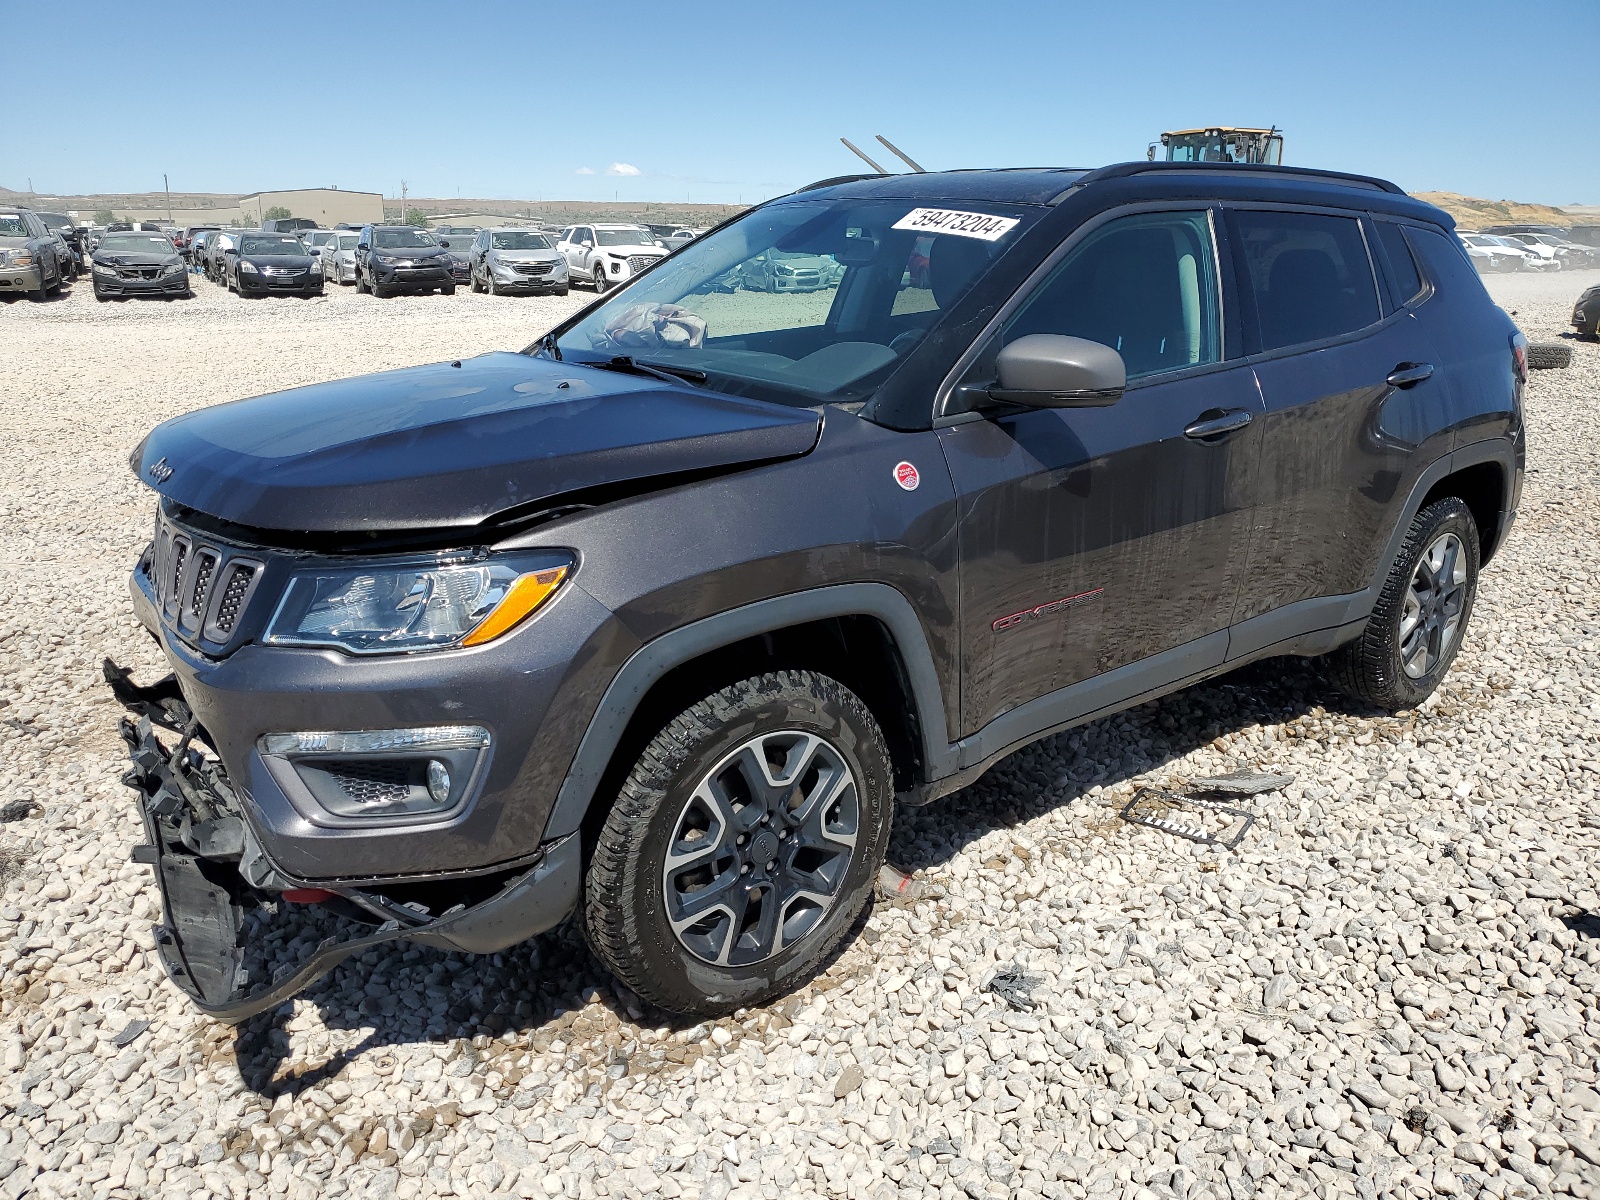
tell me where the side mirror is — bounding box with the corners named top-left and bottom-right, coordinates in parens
top-left (987, 335), bottom-right (1126, 408)
top-left (357, 243), bottom-right (369, 251)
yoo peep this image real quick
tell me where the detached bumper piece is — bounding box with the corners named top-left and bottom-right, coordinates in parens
top-left (107, 660), bottom-right (580, 1024)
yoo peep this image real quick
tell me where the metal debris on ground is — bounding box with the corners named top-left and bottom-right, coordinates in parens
top-left (1122, 787), bottom-right (1257, 850)
top-left (1194, 769), bottom-right (1296, 796)
top-left (111, 1019), bottom-right (150, 1048)
top-left (985, 964), bottom-right (1043, 1011)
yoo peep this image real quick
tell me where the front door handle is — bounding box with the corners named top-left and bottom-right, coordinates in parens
top-left (1184, 409), bottom-right (1254, 440)
top-left (1386, 362), bottom-right (1435, 388)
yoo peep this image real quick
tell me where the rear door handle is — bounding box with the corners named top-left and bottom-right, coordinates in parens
top-left (1184, 409), bottom-right (1254, 440)
top-left (1386, 362), bottom-right (1435, 388)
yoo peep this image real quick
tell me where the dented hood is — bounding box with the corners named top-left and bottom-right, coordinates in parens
top-left (132, 351), bottom-right (821, 532)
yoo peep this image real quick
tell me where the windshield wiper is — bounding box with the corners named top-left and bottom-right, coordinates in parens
top-left (593, 356), bottom-right (707, 386)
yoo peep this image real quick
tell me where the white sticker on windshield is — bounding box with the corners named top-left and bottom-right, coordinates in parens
top-left (891, 208), bottom-right (1020, 242)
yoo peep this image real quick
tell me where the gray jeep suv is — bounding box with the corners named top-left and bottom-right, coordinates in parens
top-left (111, 162), bottom-right (1525, 1020)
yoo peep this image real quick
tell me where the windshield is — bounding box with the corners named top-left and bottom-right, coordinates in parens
top-left (0, 215), bottom-right (29, 238)
top-left (596, 228), bottom-right (655, 248)
top-left (492, 231), bottom-right (552, 251)
top-left (335, 234), bottom-right (359, 250)
top-left (37, 213), bottom-right (71, 230)
top-left (101, 235), bottom-right (176, 255)
top-left (303, 231), bottom-right (335, 248)
top-left (374, 228), bottom-right (437, 249)
top-left (241, 236), bottom-right (306, 255)
top-left (550, 197), bottom-right (1038, 407)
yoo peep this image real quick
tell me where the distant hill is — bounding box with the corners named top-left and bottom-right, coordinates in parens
top-left (1414, 191), bottom-right (1574, 230)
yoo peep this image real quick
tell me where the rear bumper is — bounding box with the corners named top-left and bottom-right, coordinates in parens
top-left (109, 671), bottom-right (580, 1022)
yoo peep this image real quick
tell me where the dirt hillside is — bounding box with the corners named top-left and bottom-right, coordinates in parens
top-left (1414, 191), bottom-right (1574, 230)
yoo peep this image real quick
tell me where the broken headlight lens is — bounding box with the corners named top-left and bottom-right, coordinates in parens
top-left (264, 553), bottom-right (572, 655)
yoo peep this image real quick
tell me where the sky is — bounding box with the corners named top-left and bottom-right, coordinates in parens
top-left (9, 0), bottom-right (1596, 207)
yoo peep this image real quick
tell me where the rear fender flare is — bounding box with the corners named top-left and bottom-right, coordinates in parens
top-left (540, 583), bottom-right (954, 839)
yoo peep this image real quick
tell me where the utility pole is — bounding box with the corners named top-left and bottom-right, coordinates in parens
top-left (163, 174), bottom-right (174, 223)
top-left (400, 180), bottom-right (408, 223)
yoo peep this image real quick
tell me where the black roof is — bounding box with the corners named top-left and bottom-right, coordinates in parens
top-left (794, 161), bottom-right (1447, 225)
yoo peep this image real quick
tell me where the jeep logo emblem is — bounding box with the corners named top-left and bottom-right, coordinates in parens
top-left (147, 457), bottom-right (174, 483)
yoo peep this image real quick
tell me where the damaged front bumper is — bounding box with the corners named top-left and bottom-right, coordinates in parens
top-left (106, 660), bottom-right (580, 1023)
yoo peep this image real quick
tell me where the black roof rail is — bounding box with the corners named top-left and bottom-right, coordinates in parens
top-left (1058, 160), bottom-right (1406, 201)
top-left (795, 173), bottom-right (888, 193)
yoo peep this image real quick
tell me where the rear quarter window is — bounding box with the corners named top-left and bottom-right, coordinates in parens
top-left (1372, 221), bottom-right (1424, 307)
top-left (1404, 226), bottom-right (1494, 307)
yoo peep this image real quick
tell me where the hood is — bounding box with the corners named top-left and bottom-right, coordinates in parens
top-left (374, 247), bottom-right (448, 262)
top-left (134, 351), bottom-right (822, 533)
top-left (596, 245), bottom-right (665, 258)
top-left (491, 250), bottom-right (562, 262)
top-left (241, 253), bottom-right (312, 267)
top-left (96, 252), bottom-right (181, 267)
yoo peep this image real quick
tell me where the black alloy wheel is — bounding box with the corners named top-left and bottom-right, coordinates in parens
top-left (1327, 497), bottom-right (1479, 711)
top-left (585, 671), bottom-right (893, 1016)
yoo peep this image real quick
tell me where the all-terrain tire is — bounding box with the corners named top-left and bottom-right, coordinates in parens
top-left (1527, 342), bottom-right (1573, 370)
top-left (1326, 497), bottom-right (1479, 711)
top-left (584, 670), bottom-right (894, 1016)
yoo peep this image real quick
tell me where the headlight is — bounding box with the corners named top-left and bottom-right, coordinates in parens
top-left (377, 255), bottom-right (401, 265)
top-left (93, 262), bottom-right (117, 276)
top-left (264, 554), bottom-right (572, 655)
top-left (309, 261), bottom-right (323, 273)
top-left (9, 252), bottom-right (34, 267)
top-left (239, 260), bottom-right (259, 273)
top-left (163, 260), bottom-right (186, 275)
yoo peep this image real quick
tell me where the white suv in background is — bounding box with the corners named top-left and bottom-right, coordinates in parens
top-left (556, 224), bottom-right (668, 292)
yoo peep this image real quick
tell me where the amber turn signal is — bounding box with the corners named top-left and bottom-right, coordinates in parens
top-left (461, 566), bottom-right (569, 646)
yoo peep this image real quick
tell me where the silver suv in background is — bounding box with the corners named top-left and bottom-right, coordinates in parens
top-left (556, 223), bottom-right (667, 292)
top-left (469, 228), bottom-right (569, 296)
top-left (0, 209), bottom-right (68, 300)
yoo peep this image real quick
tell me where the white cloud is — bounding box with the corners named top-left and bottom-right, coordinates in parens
top-left (605, 162), bottom-right (642, 177)
top-left (575, 167), bottom-right (596, 175)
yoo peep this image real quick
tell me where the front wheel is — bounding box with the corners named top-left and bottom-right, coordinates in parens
top-left (442, 285), bottom-right (456, 296)
top-left (593, 265), bottom-right (609, 293)
top-left (584, 671), bottom-right (893, 1017)
top-left (1326, 497), bottom-right (1479, 711)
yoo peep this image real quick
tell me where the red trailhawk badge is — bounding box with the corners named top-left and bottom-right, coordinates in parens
top-left (893, 461), bottom-right (920, 491)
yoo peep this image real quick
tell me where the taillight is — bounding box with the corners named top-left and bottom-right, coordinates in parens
top-left (1511, 333), bottom-right (1528, 384)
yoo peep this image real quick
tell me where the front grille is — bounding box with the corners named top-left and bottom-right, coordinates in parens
top-left (122, 267), bottom-right (160, 280)
top-left (513, 262), bottom-right (553, 276)
top-left (626, 255), bottom-right (659, 275)
top-left (327, 762), bottom-right (411, 806)
top-left (149, 514), bottom-right (266, 649)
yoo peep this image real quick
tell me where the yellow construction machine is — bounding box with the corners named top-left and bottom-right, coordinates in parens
top-left (1148, 127), bottom-right (1284, 165)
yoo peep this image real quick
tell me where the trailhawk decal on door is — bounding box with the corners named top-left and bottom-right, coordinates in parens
top-left (992, 588), bottom-right (1103, 632)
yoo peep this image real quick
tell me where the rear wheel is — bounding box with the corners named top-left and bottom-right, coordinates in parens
top-left (584, 671), bottom-right (893, 1016)
top-left (593, 263), bottom-right (609, 293)
top-left (471, 266), bottom-right (484, 293)
top-left (1326, 497), bottom-right (1479, 711)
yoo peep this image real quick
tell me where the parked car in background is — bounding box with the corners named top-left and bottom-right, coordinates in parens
top-left (179, 225), bottom-right (222, 264)
top-left (354, 225), bottom-right (454, 297)
top-left (228, 231), bottom-right (324, 298)
top-left (434, 233), bottom-right (475, 288)
top-left (736, 247), bottom-right (844, 293)
top-left (35, 212), bottom-right (84, 276)
top-left (1457, 232), bottom-right (1521, 273)
top-left (204, 229), bottom-right (244, 283)
top-left (432, 226), bottom-right (480, 238)
top-left (300, 229), bottom-right (339, 257)
top-left (263, 217), bottom-right (318, 234)
top-left (469, 227), bottom-right (569, 295)
top-left (90, 230), bottom-right (192, 301)
top-left (1500, 233), bottom-right (1590, 270)
top-left (557, 223), bottom-right (668, 292)
top-left (1478, 235), bottom-right (1551, 273)
top-left (1481, 223), bottom-right (1570, 239)
top-left (1569, 225), bottom-right (1600, 249)
top-left (188, 230), bottom-right (214, 273)
top-left (1574, 284), bottom-right (1600, 340)
top-left (0, 209), bottom-right (67, 299)
top-left (322, 231), bottom-right (361, 284)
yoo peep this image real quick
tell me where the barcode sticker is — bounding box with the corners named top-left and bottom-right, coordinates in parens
top-left (891, 208), bottom-right (1020, 242)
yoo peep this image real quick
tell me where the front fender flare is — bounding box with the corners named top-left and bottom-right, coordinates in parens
top-left (539, 582), bottom-right (955, 839)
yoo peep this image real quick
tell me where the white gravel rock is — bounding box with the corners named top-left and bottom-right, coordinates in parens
top-left (1, 269), bottom-right (1598, 1200)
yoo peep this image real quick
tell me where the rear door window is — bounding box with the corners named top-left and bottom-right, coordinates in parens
top-left (1232, 210), bottom-right (1380, 352)
top-left (1001, 210), bottom-right (1221, 380)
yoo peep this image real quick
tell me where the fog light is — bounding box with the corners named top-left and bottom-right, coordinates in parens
top-left (426, 759), bottom-right (451, 804)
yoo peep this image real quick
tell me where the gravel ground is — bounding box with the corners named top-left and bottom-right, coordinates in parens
top-left (0, 268), bottom-right (1598, 1200)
